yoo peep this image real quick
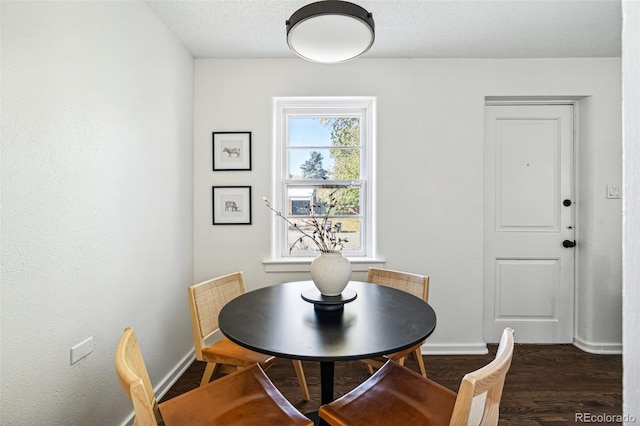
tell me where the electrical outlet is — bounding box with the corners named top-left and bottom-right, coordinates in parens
top-left (607, 184), bottom-right (621, 199)
top-left (70, 337), bottom-right (94, 365)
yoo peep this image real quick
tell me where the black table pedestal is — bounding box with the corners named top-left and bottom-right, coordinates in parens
top-left (304, 361), bottom-right (334, 425)
top-left (305, 411), bottom-right (323, 426)
top-left (320, 361), bottom-right (335, 405)
top-left (314, 361), bottom-right (336, 425)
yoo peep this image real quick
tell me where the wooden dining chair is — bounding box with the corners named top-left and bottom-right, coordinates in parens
top-left (188, 271), bottom-right (310, 401)
top-left (361, 267), bottom-right (430, 377)
top-left (319, 327), bottom-right (515, 426)
top-left (115, 326), bottom-right (312, 426)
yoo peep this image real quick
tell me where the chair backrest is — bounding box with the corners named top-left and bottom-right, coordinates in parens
top-left (449, 327), bottom-right (515, 426)
top-left (188, 272), bottom-right (247, 360)
top-left (115, 327), bottom-right (162, 426)
top-left (367, 267), bottom-right (429, 301)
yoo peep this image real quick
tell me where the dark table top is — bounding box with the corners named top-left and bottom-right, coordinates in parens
top-left (219, 280), bottom-right (437, 362)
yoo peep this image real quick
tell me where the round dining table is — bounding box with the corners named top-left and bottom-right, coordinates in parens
top-left (219, 280), bottom-right (437, 425)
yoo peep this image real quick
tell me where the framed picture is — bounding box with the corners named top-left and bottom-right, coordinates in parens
top-left (212, 186), bottom-right (252, 225)
top-left (213, 131), bottom-right (251, 171)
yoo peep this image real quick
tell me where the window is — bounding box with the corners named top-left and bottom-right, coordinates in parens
top-left (269, 97), bottom-right (377, 265)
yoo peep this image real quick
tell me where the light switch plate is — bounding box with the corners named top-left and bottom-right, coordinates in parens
top-left (70, 336), bottom-right (94, 364)
top-left (607, 184), bottom-right (621, 199)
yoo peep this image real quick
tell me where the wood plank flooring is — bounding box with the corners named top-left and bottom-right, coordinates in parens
top-left (161, 344), bottom-right (622, 425)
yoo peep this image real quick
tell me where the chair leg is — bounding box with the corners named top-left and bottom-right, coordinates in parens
top-left (413, 348), bottom-right (427, 378)
top-left (292, 360), bottom-right (310, 401)
top-left (200, 362), bottom-right (218, 387)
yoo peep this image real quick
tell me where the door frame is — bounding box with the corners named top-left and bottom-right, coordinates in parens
top-left (483, 99), bottom-right (581, 343)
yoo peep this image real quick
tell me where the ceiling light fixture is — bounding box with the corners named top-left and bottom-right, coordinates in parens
top-left (286, 1), bottom-right (375, 64)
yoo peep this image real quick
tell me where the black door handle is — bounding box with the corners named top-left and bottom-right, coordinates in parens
top-left (563, 240), bottom-right (576, 248)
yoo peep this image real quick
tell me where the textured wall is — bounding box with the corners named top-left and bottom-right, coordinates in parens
top-left (1, 2), bottom-right (194, 424)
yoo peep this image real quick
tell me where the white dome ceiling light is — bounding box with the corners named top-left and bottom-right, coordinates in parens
top-left (286, 1), bottom-right (375, 64)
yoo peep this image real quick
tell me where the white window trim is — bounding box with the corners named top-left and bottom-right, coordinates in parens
top-left (263, 96), bottom-right (384, 271)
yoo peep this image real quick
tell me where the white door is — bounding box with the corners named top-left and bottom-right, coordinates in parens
top-left (484, 104), bottom-right (575, 343)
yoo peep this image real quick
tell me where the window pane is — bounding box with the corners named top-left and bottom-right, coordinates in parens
top-left (285, 186), bottom-right (361, 217)
top-left (289, 117), bottom-right (333, 147)
top-left (289, 117), bottom-right (360, 147)
top-left (288, 148), bottom-right (360, 180)
top-left (288, 116), bottom-right (361, 180)
top-left (287, 218), bottom-right (361, 253)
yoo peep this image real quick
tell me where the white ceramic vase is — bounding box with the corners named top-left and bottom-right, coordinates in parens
top-left (310, 252), bottom-right (352, 296)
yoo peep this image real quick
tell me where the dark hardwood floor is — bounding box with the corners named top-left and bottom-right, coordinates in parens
top-left (162, 344), bottom-right (622, 425)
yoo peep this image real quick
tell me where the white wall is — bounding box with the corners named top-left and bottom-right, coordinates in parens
top-left (575, 71), bottom-right (624, 352)
top-left (622, 1), bottom-right (640, 422)
top-left (1, 2), bottom-right (194, 424)
top-left (194, 58), bottom-right (621, 352)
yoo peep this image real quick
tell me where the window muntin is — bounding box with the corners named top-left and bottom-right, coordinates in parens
top-left (273, 97), bottom-right (374, 259)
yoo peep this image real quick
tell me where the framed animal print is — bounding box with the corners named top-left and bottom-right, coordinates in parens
top-left (213, 131), bottom-right (252, 171)
top-left (212, 186), bottom-right (252, 225)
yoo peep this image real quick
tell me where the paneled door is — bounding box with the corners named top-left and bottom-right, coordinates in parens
top-left (484, 104), bottom-right (575, 343)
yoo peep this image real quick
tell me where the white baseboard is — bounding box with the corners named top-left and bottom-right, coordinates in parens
top-left (120, 348), bottom-right (196, 426)
top-left (155, 348), bottom-right (197, 400)
top-left (573, 337), bottom-right (623, 354)
top-left (421, 342), bottom-right (489, 355)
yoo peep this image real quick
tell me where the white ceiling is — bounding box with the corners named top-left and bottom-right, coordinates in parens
top-left (145, 0), bottom-right (622, 59)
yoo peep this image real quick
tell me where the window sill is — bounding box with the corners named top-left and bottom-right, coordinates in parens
top-left (263, 257), bottom-right (386, 273)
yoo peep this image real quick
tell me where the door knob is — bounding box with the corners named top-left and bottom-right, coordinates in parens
top-left (562, 240), bottom-right (576, 248)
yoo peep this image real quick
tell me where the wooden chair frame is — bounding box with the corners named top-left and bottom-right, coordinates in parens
top-left (450, 327), bottom-right (515, 425)
top-left (116, 326), bottom-right (313, 426)
top-left (115, 327), bottom-right (162, 425)
top-left (362, 267), bottom-right (430, 377)
top-left (188, 272), bottom-right (310, 400)
top-left (319, 328), bottom-right (515, 426)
